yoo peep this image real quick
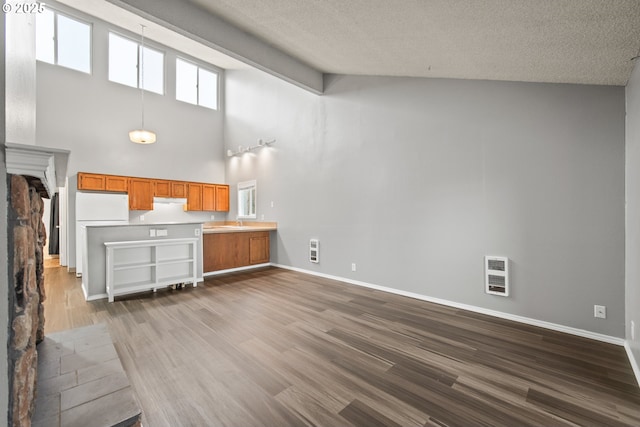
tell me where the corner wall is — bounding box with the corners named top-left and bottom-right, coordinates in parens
top-left (225, 70), bottom-right (626, 338)
top-left (626, 61), bottom-right (640, 374)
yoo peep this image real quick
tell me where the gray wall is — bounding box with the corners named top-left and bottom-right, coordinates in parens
top-left (626, 62), bottom-right (640, 365)
top-left (36, 2), bottom-right (228, 269)
top-left (225, 69), bottom-right (626, 337)
top-left (1, 10), bottom-right (9, 423)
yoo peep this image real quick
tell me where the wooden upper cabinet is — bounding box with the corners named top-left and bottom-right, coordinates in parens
top-left (202, 185), bottom-right (216, 211)
top-left (79, 172), bottom-right (226, 211)
top-left (105, 175), bottom-right (128, 192)
top-left (202, 184), bottom-right (229, 211)
top-left (215, 185), bottom-right (229, 212)
top-left (78, 172), bottom-right (127, 192)
top-left (154, 180), bottom-right (171, 197)
top-left (186, 183), bottom-right (202, 211)
top-left (171, 182), bottom-right (187, 198)
top-left (78, 172), bottom-right (106, 191)
top-left (128, 178), bottom-right (154, 210)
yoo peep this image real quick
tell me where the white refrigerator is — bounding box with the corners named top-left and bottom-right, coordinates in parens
top-left (75, 192), bottom-right (129, 276)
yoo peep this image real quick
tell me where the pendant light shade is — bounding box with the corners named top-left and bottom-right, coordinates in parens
top-left (129, 129), bottom-right (156, 144)
top-left (130, 24), bottom-right (156, 144)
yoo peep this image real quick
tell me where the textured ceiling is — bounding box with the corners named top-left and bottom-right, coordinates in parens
top-left (185, 0), bottom-right (640, 86)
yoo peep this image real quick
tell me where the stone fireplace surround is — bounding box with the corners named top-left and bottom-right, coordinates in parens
top-left (7, 174), bottom-right (47, 426)
top-left (5, 143), bottom-right (69, 426)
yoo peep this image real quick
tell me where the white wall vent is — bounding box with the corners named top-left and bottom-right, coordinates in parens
top-left (310, 239), bottom-right (319, 263)
top-left (485, 256), bottom-right (509, 296)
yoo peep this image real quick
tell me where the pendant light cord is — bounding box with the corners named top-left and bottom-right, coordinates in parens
top-left (140, 24), bottom-right (146, 129)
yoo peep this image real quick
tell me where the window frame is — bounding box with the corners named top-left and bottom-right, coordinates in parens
top-left (36, 7), bottom-right (93, 74)
top-left (108, 31), bottom-right (166, 95)
top-left (175, 57), bottom-right (220, 110)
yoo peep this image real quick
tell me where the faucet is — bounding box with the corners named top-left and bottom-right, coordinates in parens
top-left (237, 216), bottom-right (243, 227)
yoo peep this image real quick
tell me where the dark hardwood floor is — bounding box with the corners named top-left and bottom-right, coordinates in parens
top-left (43, 264), bottom-right (640, 426)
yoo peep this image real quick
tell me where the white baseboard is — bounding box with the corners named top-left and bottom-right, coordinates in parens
top-left (624, 341), bottom-right (640, 388)
top-left (203, 263), bottom-right (271, 277)
top-left (86, 293), bottom-right (107, 301)
top-left (272, 263), bottom-right (625, 346)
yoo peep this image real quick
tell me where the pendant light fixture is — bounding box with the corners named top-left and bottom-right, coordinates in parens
top-left (129, 24), bottom-right (156, 144)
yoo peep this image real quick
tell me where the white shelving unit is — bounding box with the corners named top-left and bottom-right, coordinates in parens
top-left (105, 238), bottom-right (198, 302)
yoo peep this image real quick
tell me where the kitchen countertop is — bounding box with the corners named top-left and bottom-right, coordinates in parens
top-left (83, 221), bottom-right (205, 227)
top-left (203, 221), bottom-right (277, 234)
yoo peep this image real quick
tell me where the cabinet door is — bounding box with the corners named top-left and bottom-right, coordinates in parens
top-left (154, 180), bottom-right (171, 197)
top-left (203, 233), bottom-right (249, 272)
top-left (128, 178), bottom-right (154, 210)
top-left (249, 232), bottom-right (270, 264)
top-left (78, 172), bottom-right (105, 191)
top-left (187, 183), bottom-right (202, 211)
top-left (105, 175), bottom-right (128, 192)
top-left (215, 185), bottom-right (230, 212)
top-left (202, 185), bottom-right (216, 211)
top-left (171, 182), bottom-right (187, 198)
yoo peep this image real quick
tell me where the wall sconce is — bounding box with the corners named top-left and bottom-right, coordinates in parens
top-left (227, 138), bottom-right (275, 157)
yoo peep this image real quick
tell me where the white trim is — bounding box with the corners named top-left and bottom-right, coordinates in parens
top-left (272, 263), bottom-right (625, 346)
top-left (624, 341), bottom-right (640, 387)
top-left (5, 142), bottom-right (70, 197)
top-left (203, 263), bottom-right (271, 277)
top-left (86, 292), bottom-right (107, 301)
top-left (81, 282), bottom-right (88, 300)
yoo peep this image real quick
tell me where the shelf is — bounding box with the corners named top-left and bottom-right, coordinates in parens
top-left (106, 237), bottom-right (198, 302)
top-left (113, 261), bottom-right (156, 271)
top-left (156, 257), bottom-right (195, 265)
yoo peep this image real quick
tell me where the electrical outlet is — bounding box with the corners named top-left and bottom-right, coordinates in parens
top-left (351, 263), bottom-right (357, 272)
top-left (194, 228), bottom-right (201, 236)
top-left (149, 229), bottom-right (156, 237)
top-left (139, 215), bottom-right (145, 221)
top-left (210, 215), bottom-right (215, 220)
top-left (594, 305), bottom-right (606, 319)
top-left (261, 214), bottom-right (265, 220)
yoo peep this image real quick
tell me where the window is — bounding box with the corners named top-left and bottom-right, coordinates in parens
top-left (176, 58), bottom-right (218, 109)
top-left (36, 8), bottom-right (91, 73)
top-left (108, 33), bottom-right (164, 95)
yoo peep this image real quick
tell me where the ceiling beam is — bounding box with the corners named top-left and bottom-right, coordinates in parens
top-left (106, 0), bottom-right (324, 94)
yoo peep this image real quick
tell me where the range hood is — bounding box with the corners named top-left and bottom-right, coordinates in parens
top-left (153, 197), bottom-right (187, 205)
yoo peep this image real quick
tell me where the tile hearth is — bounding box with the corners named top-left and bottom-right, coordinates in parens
top-left (33, 323), bottom-right (142, 427)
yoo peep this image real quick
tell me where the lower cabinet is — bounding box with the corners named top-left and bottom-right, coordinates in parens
top-left (204, 231), bottom-right (270, 272)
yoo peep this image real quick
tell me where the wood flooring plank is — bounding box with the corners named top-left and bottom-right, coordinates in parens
top-left (338, 398), bottom-right (404, 427)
